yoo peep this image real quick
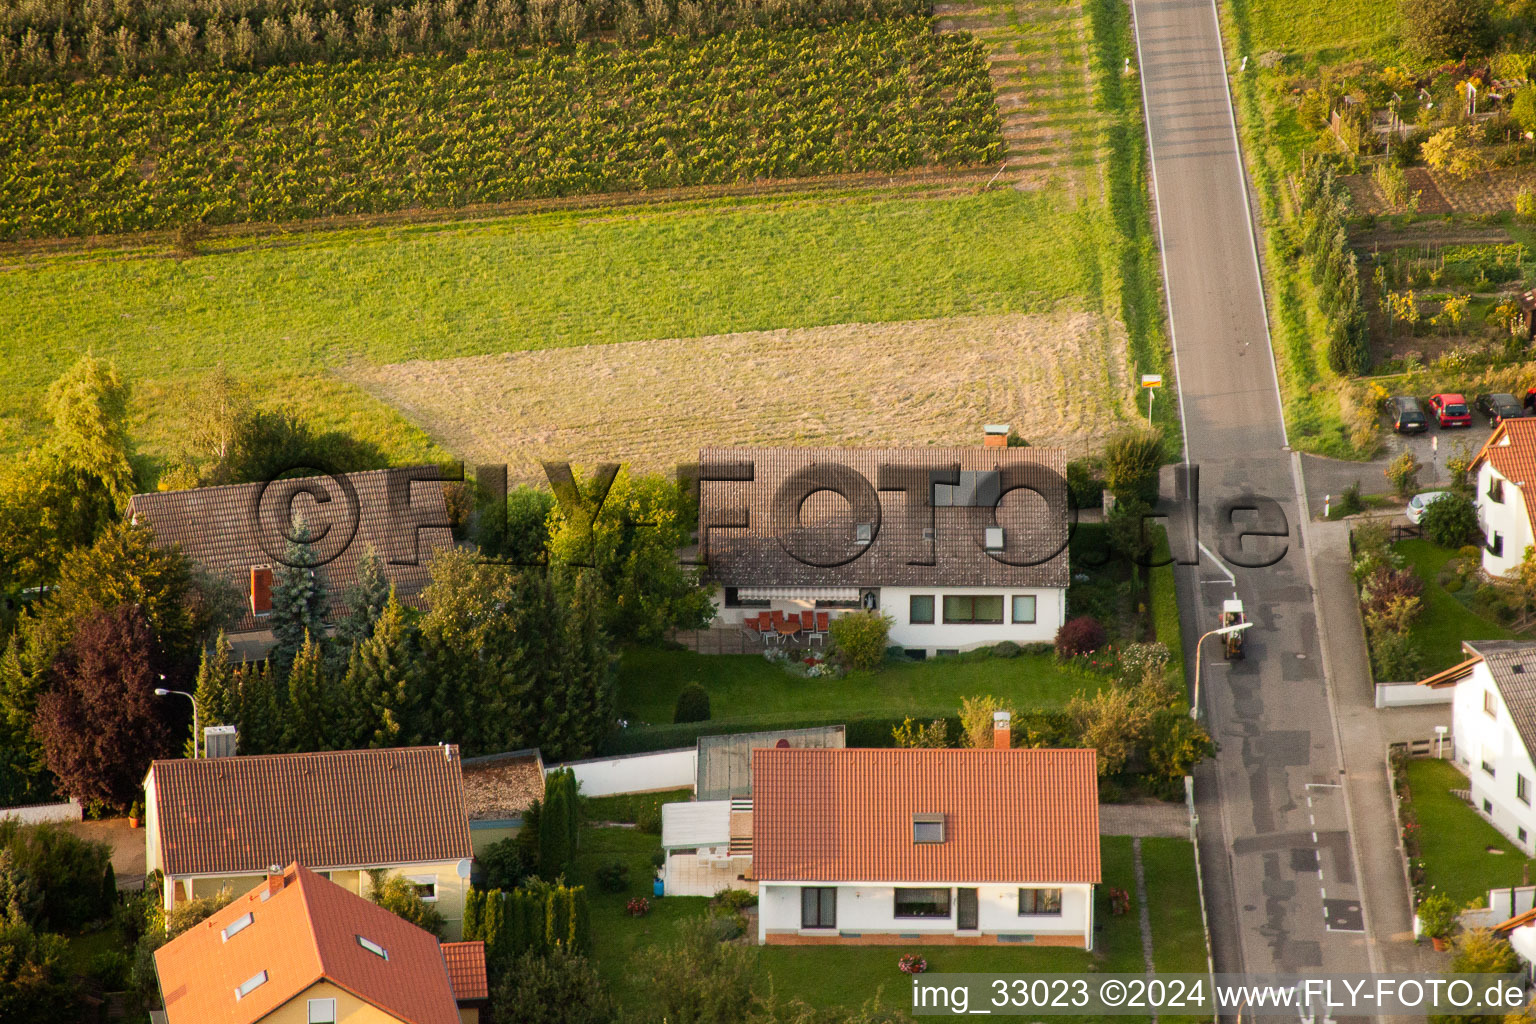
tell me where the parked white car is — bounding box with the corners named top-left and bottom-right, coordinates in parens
top-left (1406, 491), bottom-right (1450, 525)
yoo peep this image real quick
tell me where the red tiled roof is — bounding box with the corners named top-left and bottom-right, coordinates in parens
top-left (126, 468), bottom-right (454, 635)
top-left (1472, 419), bottom-right (1536, 533)
top-left (441, 941), bottom-right (489, 1001)
top-left (751, 747), bottom-right (1100, 884)
top-left (154, 863), bottom-right (459, 1024)
top-left (149, 746), bottom-right (474, 877)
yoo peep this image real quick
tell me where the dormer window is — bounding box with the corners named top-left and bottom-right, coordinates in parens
top-left (984, 527), bottom-right (1005, 551)
top-left (913, 813), bottom-right (946, 844)
top-left (221, 912), bottom-right (254, 942)
top-left (357, 935), bottom-right (389, 960)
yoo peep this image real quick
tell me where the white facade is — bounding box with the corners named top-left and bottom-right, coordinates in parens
top-left (756, 881), bottom-right (1093, 947)
top-left (1476, 460), bottom-right (1534, 578)
top-left (1451, 662), bottom-right (1536, 855)
top-left (713, 585), bottom-right (1063, 657)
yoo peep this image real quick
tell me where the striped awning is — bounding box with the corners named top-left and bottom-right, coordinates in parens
top-left (737, 587), bottom-right (861, 601)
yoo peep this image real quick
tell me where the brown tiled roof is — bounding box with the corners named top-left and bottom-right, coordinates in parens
top-left (154, 863), bottom-right (459, 1024)
top-left (149, 746), bottom-right (474, 877)
top-left (440, 941), bottom-right (489, 1002)
top-left (461, 749), bottom-right (546, 822)
top-left (698, 446), bottom-right (1070, 589)
top-left (751, 747), bottom-right (1100, 884)
top-left (126, 468), bottom-right (454, 635)
top-left (1472, 419), bottom-right (1536, 534)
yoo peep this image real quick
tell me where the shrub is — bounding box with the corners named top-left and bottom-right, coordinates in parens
top-left (1103, 428), bottom-right (1165, 502)
top-left (478, 838), bottom-right (532, 892)
top-left (990, 640), bottom-right (1022, 658)
top-left (1518, 184), bottom-right (1536, 222)
top-left (891, 717), bottom-right (950, 748)
top-left (1448, 927), bottom-right (1520, 972)
top-left (0, 916), bottom-right (80, 1019)
top-left (634, 800), bottom-right (664, 835)
top-left (593, 860), bottom-right (630, 894)
top-left (1116, 642), bottom-right (1171, 686)
top-left (1419, 492), bottom-right (1478, 548)
top-left (367, 870), bottom-right (446, 938)
top-left (1417, 892), bottom-right (1458, 939)
top-left (492, 948), bottom-right (616, 1024)
top-left (958, 695), bottom-right (1017, 749)
top-left (1065, 459), bottom-right (1105, 510)
top-left (87, 949), bottom-right (131, 991)
top-left (1386, 450), bottom-right (1421, 496)
top-left (1336, 482), bottom-right (1364, 517)
top-left (829, 611), bottom-right (892, 671)
top-left (0, 821), bottom-right (114, 931)
top-left (1368, 628), bottom-right (1421, 682)
top-left (1055, 616), bottom-right (1107, 658)
top-left (673, 682), bottom-right (711, 724)
top-left (1400, 0), bottom-right (1492, 59)
top-left (712, 888), bottom-right (758, 912)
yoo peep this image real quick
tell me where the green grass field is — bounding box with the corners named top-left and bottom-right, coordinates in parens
top-left (1239, 0), bottom-right (1399, 56)
top-left (1403, 758), bottom-right (1536, 906)
top-left (1394, 540), bottom-right (1516, 674)
top-left (615, 646), bottom-right (1105, 730)
top-left (0, 188), bottom-right (1112, 462)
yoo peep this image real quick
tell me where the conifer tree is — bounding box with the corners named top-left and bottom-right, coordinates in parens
top-left (334, 547), bottom-right (389, 651)
top-left (283, 631), bottom-right (335, 753)
top-left (343, 591), bottom-right (420, 748)
top-left (236, 661), bottom-right (285, 755)
top-left (187, 633), bottom-right (239, 758)
top-left (269, 520), bottom-right (327, 673)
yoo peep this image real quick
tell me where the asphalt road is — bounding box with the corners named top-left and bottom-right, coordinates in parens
top-left (1129, 0), bottom-right (1377, 989)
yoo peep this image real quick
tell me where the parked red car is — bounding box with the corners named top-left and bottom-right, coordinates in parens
top-left (1429, 393), bottom-right (1472, 428)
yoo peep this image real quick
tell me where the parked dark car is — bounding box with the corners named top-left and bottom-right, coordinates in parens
top-left (1429, 393), bottom-right (1472, 428)
top-left (1476, 392), bottom-right (1525, 425)
top-left (1389, 396), bottom-right (1428, 433)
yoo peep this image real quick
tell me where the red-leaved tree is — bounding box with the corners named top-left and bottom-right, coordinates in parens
top-left (36, 605), bottom-right (173, 810)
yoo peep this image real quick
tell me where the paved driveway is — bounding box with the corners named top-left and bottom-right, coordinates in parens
top-left (64, 818), bottom-right (147, 889)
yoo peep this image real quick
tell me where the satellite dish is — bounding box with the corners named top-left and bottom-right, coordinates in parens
top-left (456, 859), bottom-right (472, 879)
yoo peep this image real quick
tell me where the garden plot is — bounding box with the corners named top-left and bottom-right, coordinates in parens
top-left (344, 310), bottom-right (1130, 480)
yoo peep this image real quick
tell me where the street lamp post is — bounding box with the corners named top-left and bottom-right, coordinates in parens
top-left (155, 687), bottom-right (199, 759)
top-left (1191, 621), bottom-right (1254, 720)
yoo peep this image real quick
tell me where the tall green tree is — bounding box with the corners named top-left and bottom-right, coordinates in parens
top-left (235, 661), bottom-right (285, 756)
top-left (546, 470), bottom-right (714, 643)
top-left (187, 634), bottom-right (239, 758)
top-left (545, 571), bottom-right (613, 760)
top-left (334, 547), bottom-right (390, 651)
top-left (268, 521), bottom-right (327, 673)
top-left (283, 632), bottom-right (337, 753)
top-left (342, 592), bottom-right (421, 748)
top-left (44, 354), bottom-right (135, 509)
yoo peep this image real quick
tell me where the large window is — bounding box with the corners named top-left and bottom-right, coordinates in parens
top-left (894, 888), bottom-right (952, 918)
top-left (801, 887), bottom-right (836, 929)
top-left (942, 595), bottom-right (1004, 624)
top-left (910, 595), bottom-right (935, 624)
top-left (1018, 888), bottom-right (1063, 915)
top-left (406, 876), bottom-right (438, 901)
top-left (1011, 595), bottom-right (1037, 624)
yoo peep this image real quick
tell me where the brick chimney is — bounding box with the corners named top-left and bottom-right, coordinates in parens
top-left (250, 566), bottom-right (273, 616)
top-left (264, 864), bottom-right (285, 897)
top-left (983, 424), bottom-right (1009, 448)
top-left (992, 710), bottom-right (1012, 749)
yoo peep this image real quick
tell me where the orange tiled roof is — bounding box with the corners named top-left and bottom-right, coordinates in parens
top-left (154, 863), bottom-right (460, 1024)
top-left (149, 746), bottom-right (473, 877)
top-left (751, 747), bottom-right (1100, 884)
top-left (441, 941), bottom-right (489, 1001)
top-left (1472, 419), bottom-right (1536, 532)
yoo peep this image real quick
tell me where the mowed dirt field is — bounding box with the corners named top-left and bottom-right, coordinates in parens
top-left (343, 310), bottom-right (1132, 481)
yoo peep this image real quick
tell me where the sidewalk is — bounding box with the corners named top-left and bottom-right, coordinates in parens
top-left (1306, 518), bottom-right (1442, 976)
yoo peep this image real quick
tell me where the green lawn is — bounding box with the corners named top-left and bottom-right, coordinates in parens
top-left (0, 188), bottom-right (1110, 461)
top-left (573, 823), bottom-right (1205, 1020)
top-left (1404, 758), bottom-right (1536, 907)
top-left (1395, 540), bottom-right (1516, 674)
top-left (616, 646), bottom-right (1105, 730)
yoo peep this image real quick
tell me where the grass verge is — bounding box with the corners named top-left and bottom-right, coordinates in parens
top-left (1402, 758), bottom-right (1536, 907)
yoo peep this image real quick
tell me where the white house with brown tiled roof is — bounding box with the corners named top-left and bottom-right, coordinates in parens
top-left (1472, 420), bottom-right (1536, 577)
top-left (698, 434), bottom-right (1070, 659)
top-left (144, 745), bottom-right (476, 938)
top-left (748, 717), bottom-right (1100, 947)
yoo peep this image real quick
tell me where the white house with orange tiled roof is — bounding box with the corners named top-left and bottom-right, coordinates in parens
top-left (748, 714), bottom-right (1100, 947)
top-left (1472, 419), bottom-right (1536, 577)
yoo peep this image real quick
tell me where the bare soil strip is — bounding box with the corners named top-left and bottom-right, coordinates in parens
top-left (343, 311), bottom-right (1129, 481)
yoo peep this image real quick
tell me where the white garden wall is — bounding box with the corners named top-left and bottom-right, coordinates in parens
top-left (549, 748), bottom-right (696, 797)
